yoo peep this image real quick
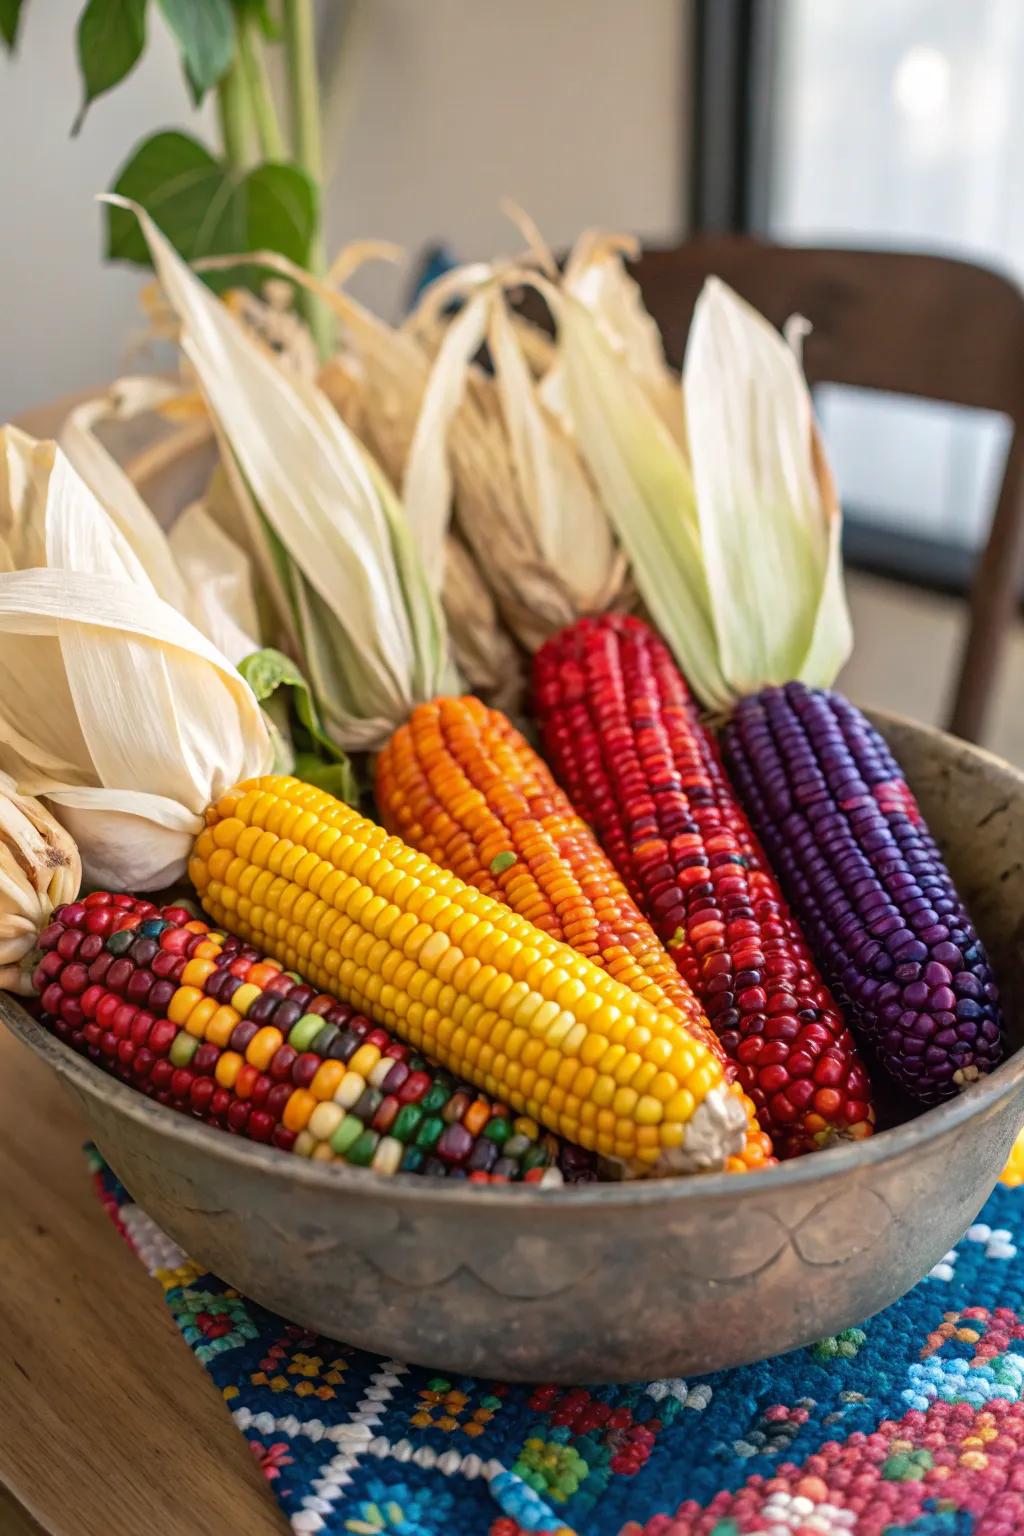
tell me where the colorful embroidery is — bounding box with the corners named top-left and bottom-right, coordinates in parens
top-left (88, 1151), bottom-right (1024, 1535)
top-left (251, 1328), bottom-right (352, 1400)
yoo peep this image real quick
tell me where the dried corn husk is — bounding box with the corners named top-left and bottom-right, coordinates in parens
top-left (550, 268), bottom-right (851, 710)
top-left (319, 340), bottom-right (524, 712)
top-left (191, 243), bottom-right (523, 716)
top-left (208, 238), bottom-right (627, 662)
top-left (0, 426), bottom-right (272, 890)
top-left (0, 772), bottom-right (81, 994)
top-left (57, 378), bottom-right (343, 786)
top-left (403, 266), bottom-right (630, 651)
top-left (108, 198), bottom-right (451, 755)
top-left (224, 282), bottom-right (320, 380)
top-left (682, 277), bottom-right (851, 698)
top-left (557, 229), bottom-right (686, 446)
top-left (58, 377), bottom-right (262, 666)
top-left (276, 245), bottom-right (524, 711)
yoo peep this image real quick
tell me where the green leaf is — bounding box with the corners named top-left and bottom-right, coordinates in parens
top-left (74, 0), bottom-right (148, 134)
top-left (0, 0), bottom-right (25, 51)
top-left (105, 131), bottom-right (317, 289)
top-left (156, 0), bottom-right (234, 102)
top-left (237, 648), bottom-right (359, 806)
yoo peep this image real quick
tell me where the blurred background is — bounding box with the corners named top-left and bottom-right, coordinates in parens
top-left (0, 0), bottom-right (689, 418)
top-left (3, 0), bottom-right (1023, 756)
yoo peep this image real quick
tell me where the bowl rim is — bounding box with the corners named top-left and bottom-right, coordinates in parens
top-left (7, 993), bottom-right (1023, 1213)
top-left (7, 705), bottom-right (1022, 1214)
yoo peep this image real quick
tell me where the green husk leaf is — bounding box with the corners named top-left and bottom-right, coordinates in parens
top-left (683, 278), bottom-right (851, 697)
top-left (105, 196), bottom-right (451, 752)
top-left (238, 647), bottom-right (358, 806)
top-left (238, 645), bottom-right (343, 762)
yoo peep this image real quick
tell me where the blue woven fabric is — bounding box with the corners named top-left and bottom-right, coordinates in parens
top-left (90, 1149), bottom-right (1024, 1536)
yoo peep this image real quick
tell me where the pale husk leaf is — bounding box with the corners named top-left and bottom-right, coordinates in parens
top-left (278, 258), bottom-right (535, 692)
top-left (0, 426), bottom-right (272, 891)
top-left (683, 278), bottom-right (851, 698)
top-left (559, 229), bottom-right (685, 444)
top-left (402, 291), bottom-right (491, 592)
top-left (555, 295), bottom-right (731, 711)
top-left (58, 380), bottom-right (190, 609)
top-left (59, 377), bottom-right (262, 665)
top-left (487, 295), bottom-right (622, 611)
top-left (0, 770), bottom-right (81, 993)
top-left (196, 245), bottom-right (564, 689)
top-left (107, 199), bottom-right (449, 752)
top-left (405, 266), bottom-right (628, 646)
top-left (168, 501), bottom-right (262, 666)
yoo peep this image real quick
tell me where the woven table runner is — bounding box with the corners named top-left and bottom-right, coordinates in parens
top-left (89, 1147), bottom-right (1024, 1536)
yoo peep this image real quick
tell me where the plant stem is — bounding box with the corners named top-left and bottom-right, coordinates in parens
top-left (217, 51), bottom-right (254, 172)
top-left (237, 10), bottom-right (285, 161)
top-left (283, 0), bottom-right (333, 359)
top-left (283, 0), bottom-right (323, 187)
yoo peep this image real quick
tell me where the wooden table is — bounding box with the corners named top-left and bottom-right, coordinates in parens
top-left (3, 397), bottom-right (274, 1531)
top-left (0, 1029), bottom-right (283, 1536)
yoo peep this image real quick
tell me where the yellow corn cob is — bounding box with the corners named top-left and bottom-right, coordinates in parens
top-left (376, 696), bottom-right (773, 1172)
top-left (1001, 1126), bottom-right (1024, 1187)
top-left (189, 774), bottom-right (748, 1175)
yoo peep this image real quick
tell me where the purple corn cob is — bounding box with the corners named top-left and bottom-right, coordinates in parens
top-left (723, 682), bottom-right (1003, 1103)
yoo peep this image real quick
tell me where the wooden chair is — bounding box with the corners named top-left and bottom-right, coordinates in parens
top-left (626, 237), bottom-right (1024, 744)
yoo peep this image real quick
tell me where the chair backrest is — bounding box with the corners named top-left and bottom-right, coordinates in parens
top-left (630, 236), bottom-right (1024, 418)
top-left (626, 236), bottom-right (1024, 743)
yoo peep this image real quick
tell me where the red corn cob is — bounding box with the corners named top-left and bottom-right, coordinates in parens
top-left (533, 614), bottom-right (875, 1158)
top-left (33, 894), bottom-right (586, 1183)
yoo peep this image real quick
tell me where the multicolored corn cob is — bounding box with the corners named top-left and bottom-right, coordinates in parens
top-left (723, 683), bottom-right (1004, 1102)
top-left (533, 615), bottom-right (875, 1158)
top-left (34, 894), bottom-right (586, 1182)
top-left (190, 774), bottom-right (751, 1175)
top-left (375, 696), bottom-right (773, 1170)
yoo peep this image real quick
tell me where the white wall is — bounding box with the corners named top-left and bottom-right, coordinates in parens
top-left (326, 0), bottom-right (691, 315)
top-left (0, 0), bottom-right (689, 420)
top-left (0, 0), bottom-right (216, 420)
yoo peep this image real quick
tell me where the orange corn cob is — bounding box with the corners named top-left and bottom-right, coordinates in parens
top-left (375, 696), bottom-right (774, 1170)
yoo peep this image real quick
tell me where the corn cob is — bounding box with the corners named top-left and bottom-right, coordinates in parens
top-left (189, 773), bottom-right (750, 1174)
top-left (533, 615), bottom-right (875, 1158)
top-left (34, 894), bottom-right (583, 1182)
top-left (375, 696), bottom-right (773, 1170)
top-left (723, 683), bottom-right (1003, 1103)
top-left (1001, 1127), bottom-right (1024, 1188)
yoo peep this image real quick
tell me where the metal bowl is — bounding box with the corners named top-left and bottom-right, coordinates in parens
top-left (5, 711), bottom-right (1024, 1383)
